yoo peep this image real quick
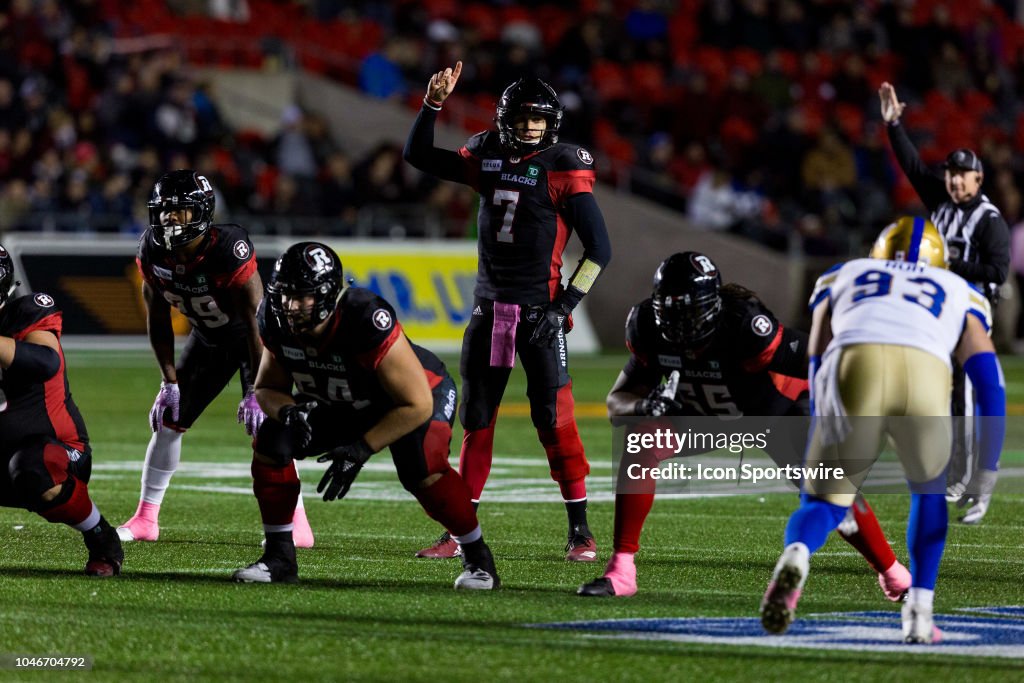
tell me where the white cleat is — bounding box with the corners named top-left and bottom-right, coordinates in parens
top-left (454, 568), bottom-right (496, 590)
top-left (959, 494), bottom-right (991, 524)
top-left (233, 562), bottom-right (274, 583)
top-left (902, 602), bottom-right (942, 644)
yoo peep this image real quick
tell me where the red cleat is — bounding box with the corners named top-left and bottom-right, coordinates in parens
top-left (565, 527), bottom-right (598, 562)
top-left (415, 531), bottom-right (461, 558)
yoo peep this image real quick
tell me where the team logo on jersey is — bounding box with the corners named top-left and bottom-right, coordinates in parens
top-left (527, 165), bottom-right (540, 178)
top-left (577, 148), bottom-right (594, 165)
top-left (281, 346), bottom-right (305, 360)
top-left (372, 308), bottom-right (393, 331)
top-left (751, 315), bottom-right (773, 337)
top-left (33, 293), bottom-right (54, 307)
top-left (233, 240), bottom-right (250, 260)
top-left (151, 265), bottom-right (173, 280)
top-left (483, 159), bottom-right (502, 172)
top-left (509, 156), bottom-right (521, 164)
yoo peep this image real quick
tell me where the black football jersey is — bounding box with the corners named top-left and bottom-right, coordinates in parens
top-left (0, 293), bottom-right (88, 452)
top-left (137, 224), bottom-right (257, 345)
top-left (624, 293), bottom-right (808, 417)
top-left (259, 287), bottom-right (448, 422)
top-left (458, 133), bottom-right (597, 305)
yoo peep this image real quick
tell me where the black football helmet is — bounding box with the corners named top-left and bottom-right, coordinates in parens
top-left (268, 242), bottom-right (344, 333)
top-left (0, 243), bottom-right (20, 308)
top-left (495, 77), bottom-right (563, 154)
top-left (148, 170), bottom-right (216, 250)
top-left (651, 252), bottom-right (722, 347)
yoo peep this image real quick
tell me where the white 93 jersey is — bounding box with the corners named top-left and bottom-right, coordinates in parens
top-left (810, 258), bottom-right (990, 369)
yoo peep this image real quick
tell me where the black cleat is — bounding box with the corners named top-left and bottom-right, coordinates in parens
top-left (577, 577), bottom-right (616, 597)
top-left (83, 518), bottom-right (124, 578)
top-left (232, 553), bottom-right (299, 583)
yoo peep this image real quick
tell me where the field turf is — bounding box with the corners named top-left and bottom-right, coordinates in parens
top-left (1, 350), bottom-right (1022, 681)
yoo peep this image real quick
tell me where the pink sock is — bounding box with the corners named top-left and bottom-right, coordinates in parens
top-left (135, 500), bottom-right (160, 522)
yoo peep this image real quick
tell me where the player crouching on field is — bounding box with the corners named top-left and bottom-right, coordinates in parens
top-left (760, 217), bottom-right (1005, 643)
top-left (233, 242), bottom-right (499, 589)
top-left (0, 245), bottom-right (123, 577)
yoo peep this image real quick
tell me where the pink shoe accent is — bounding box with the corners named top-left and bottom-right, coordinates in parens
top-left (764, 580), bottom-right (803, 612)
top-left (932, 626), bottom-right (943, 643)
top-left (489, 302), bottom-right (519, 368)
top-left (117, 501), bottom-right (160, 542)
top-left (602, 552), bottom-right (637, 597)
top-left (291, 503), bottom-right (315, 549)
top-left (878, 561), bottom-right (911, 602)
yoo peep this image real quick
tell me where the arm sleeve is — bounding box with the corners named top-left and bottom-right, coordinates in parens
top-left (402, 106), bottom-right (471, 184)
top-left (948, 212), bottom-right (1010, 286)
top-left (963, 351), bottom-right (1006, 471)
top-left (886, 122), bottom-right (949, 211)
top-left (556, 192), bottom-right (612, 309)
top-left (765, 326), bottom-right (809, 377)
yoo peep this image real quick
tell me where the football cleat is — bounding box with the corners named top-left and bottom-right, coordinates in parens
top-left (415, 531), bottom-right (461, 559)
top-left (117, 502), bottom-right (160, 542)
top-left (945, 481), bottom-right (966, 504)
top-left (878, 561), bottom-right (911, 602)
top-left (83, 520), bottom-right (124, 578)
top-left (454, 541), bottom-right (499, 590)
top-left (958, 494), bottom-right (991, 524)
top-left (902, 602), bottom-right (943, 644)
top-left (232, 554), bottom-right (299, 584)
top-left (565, 526), bottom-right (598, 562)
top-left (577, 577), bottom-right (616, 597)
top-left (760, 543), bottom-right (809, 634)
top-left (578, 551), bottom-right (636, 597)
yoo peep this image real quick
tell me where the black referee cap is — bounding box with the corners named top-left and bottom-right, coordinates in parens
top-left (944, 148), bottom-right (983, 173)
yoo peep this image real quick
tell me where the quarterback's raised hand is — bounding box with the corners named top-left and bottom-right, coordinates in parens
top-left (237, 390), bottom-right (265, 436)
top-left (149, 381), bottom-right (180, 432)
top-left (279, 401), bottom-right (317, 449)
top-left (878, 82), bottom-right (905, 124)
top-left (425, 61), bottom-right (462, 106)
top-left (317, 439), bottom-right (374, 501)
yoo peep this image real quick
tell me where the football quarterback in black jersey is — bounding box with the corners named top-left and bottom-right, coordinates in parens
top-left (578, 252), bottom-right (910, 601)
top-left (118, 170), bottom-right (314, 547)
top-left (232, 242), bottom-right (498, 589)
top-left (404, 62), bottom-right (612, 561)
top-left (0, 245), bottom-right (123, 576)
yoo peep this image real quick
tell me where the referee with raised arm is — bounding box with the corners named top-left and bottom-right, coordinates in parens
top-left (879, 81), bottom-right (1009, 524)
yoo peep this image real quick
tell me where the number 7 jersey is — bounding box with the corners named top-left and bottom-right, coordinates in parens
top-left (810, 258), bottom-right (991, 368)
top-left (137, 224), bottom-right (257, 344)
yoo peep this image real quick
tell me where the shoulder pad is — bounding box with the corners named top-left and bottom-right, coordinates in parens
top-left (551, 143), bottom-right (597, 171)
top-left (463, 132), bottom-right (495, 157)
top-left (3, 293), bottom-right (61, 338)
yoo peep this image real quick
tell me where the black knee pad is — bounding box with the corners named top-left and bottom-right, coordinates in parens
top-left (254, 419), bottom-right (297, 466)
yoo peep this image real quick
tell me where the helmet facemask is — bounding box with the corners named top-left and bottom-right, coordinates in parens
top-left (148, 171), bottom-right (216, 250)
top-left (268, 242), bottom-right (343, 335)
top-left (495, 78), bottom-right (563, 154)
top-left (652, 291), bottom-right (722, 347)
top-left (0, 245), bottom-right (20, 309)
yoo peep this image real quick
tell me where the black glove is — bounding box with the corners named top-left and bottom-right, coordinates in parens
top-left (316, 439), bottom-right (374, 501)
top-left (279, 401), bottom-right (317, 449)
top-left (635, 385), bottom-right (683, 417)
top-left (529, 302), bottom-right (571, 347)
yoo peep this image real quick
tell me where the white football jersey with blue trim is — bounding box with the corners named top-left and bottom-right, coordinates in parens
top-left (810, 258), bottom-right (990, 369)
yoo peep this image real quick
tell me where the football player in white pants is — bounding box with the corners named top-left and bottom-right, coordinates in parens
top-left (760, 217), bottom-right (1006, 644)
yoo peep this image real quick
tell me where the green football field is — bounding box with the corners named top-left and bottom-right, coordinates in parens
top-left (1, 350), bottom-right (1023, 681)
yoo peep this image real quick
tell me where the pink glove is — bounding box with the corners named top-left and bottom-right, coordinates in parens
top-left (238, 390), bottom-right (266, 436)
top-left (149, 381), bottom-right (180, 432)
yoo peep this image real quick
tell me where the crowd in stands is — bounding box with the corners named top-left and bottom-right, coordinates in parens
top-left (4, 0), bottom-right (1024, 254)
